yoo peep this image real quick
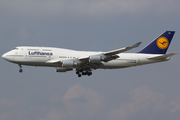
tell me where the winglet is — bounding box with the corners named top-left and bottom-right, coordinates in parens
top-left (131, 42), bottom-right (142, 48)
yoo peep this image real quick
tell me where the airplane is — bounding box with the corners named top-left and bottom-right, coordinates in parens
top-left (2, 31), bottom-right (177, 77)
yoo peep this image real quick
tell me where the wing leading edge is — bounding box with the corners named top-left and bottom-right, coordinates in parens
top-left (79, 42), bottom-right (142, 62)
top-left (103, 42), bottom-right (142, 56)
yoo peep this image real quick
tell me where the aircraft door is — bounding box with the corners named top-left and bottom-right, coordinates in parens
top-left (24, 48), bottom-right (28, 59)
top-left (136, 59), bottom-right (141, 65)
top-left (48, 55), bottom-right (51, 60)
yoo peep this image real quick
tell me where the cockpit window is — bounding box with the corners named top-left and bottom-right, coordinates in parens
top-left (14, 48), bottom-right (18, 50)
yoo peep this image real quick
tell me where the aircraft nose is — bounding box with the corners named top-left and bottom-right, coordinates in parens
top-left (2, 52), bottom-right (14, 62)
top-left (2, 53), bottom-right (6, 59)
top-left (2, 53), bottom-right (8, 60)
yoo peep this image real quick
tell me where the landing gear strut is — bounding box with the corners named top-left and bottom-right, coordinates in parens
top-left (18, 64), bottom-right (23, 73)
top-left (76, 69), bottom-right (92, 77)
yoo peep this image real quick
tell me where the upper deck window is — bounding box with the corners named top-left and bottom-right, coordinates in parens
top-left (14, 48), bottom-right (18, 50)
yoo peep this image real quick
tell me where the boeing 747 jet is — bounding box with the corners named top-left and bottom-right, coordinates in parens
top-left (2, 31), bottom-right (177, 77)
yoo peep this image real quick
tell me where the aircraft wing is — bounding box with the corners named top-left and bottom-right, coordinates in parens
top-left (46, 58), bottom-right (62, 63)
top-left (103, 42), bottom-right (142, 56)
top-left (79, 42), bottom-right (142, 62)
top-left (147, 53), bottom-right (177, 60)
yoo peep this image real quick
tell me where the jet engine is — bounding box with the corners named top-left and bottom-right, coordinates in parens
top-left (62, 61), bottom-right (80, 68)
top-left (62, 61), bottom-right (74, 68)
top-left (89, 56), bottom-right (101, 63)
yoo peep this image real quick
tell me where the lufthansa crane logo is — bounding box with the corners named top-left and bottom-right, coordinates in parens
top-left (156, 37), bottom-right (169, 49)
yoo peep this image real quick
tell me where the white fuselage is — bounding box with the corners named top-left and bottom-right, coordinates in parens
top-left (2, 46), bottom-right (168, 69)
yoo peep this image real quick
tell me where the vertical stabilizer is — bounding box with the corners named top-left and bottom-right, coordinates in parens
top-left (139, 31), bottom-right (175, 54)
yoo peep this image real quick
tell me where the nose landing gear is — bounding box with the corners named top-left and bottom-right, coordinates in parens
top-left (18, 64), bottom-right (23, 73)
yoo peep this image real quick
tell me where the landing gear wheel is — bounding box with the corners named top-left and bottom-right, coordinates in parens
top-left (87, 72), bottom-right (92, 76)
top-left (76, 71), bottom-right (79, 74)
top-left (19, 69), bottom-right (23, 73)
top-left (78, 74), bottom-right (81, 77)
top-left (76, 69), bottom-right (92, 77)
top-left (82, 72), bottom-right (86, 75)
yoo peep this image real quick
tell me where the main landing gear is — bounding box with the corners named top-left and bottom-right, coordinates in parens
top-left (76, 69), bottom-right (92, 77)
top-left (18, 64), bottom-right (23, 73)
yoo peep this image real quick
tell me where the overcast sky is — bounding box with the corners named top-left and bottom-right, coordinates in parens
top-left (0, 0), bottom-right (180, 120)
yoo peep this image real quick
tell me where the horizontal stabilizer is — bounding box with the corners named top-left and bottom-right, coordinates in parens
top-left (147, 53), bottom-right (177, 60)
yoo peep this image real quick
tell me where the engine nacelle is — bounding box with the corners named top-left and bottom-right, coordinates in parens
top-left (62, 61), bottom-right (80, 68)
top-left (56, 68), bottom-right (73, 72)
top-left (62, 61), bottom-right (74, 68)
top-left (89, 56), bottom-right (101, 63)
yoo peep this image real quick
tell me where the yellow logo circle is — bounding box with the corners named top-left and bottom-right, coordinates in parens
top-left (156, 37), bottom-right (169, 49)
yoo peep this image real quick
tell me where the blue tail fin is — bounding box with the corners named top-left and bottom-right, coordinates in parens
top-left (139, 31), bottom-right (175, 54)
